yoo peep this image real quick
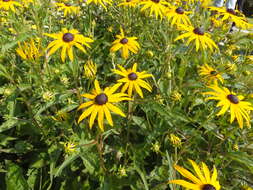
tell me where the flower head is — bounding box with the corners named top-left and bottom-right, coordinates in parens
top-left (78, 80), bottom-right (130, 131)
top-left (110, 28), bottom-right (140, 59)
top-left (139, 0), bottom-right (170, 19)
top-left (174, 25), bottom-right (218, 52)
top-left (83, 59), bottom-right (97, 79)
top-left (118, 0), bottom-right (139, 7)
top-left (112, 63), bottom-right (153, 98)
top-left (165, 6), bottom-right (192, 26)
top-left (169, 159), bottom-right (220, 190)
top-left (169, 134), bottom-right (182, 147)
top-left (44, 28), bottom-right (93, 62)
top-left (0, 0), bottom-right (22, 12)
top-left (208, 7), bottom-right (252, 29)
top-left (16, 38), bottom-right (43, 61)
top-left (55, 2), bottom-right (80, 17)
top-left (63, 142), bottom-right (77, 154)
top-left (203, 85), bottom-right (253, 128)
top-left (198, 64), bottom-right (223, 84)
top-left (86, 0), bottom-right (112, 10)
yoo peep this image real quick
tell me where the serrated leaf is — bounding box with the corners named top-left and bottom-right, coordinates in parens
top-left (5, 161), bottom-right (29, 190)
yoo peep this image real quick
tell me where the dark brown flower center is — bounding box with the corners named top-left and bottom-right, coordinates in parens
top-left (64, 3), bottom-right (71, 6)
top-left (62, 33), bottom-right (74, 43)
top-left (95, 93), bottom-right (108, 105)
top-left (126, 0), bottom-right (131, 2)
top-left (3, 0), bottom-right (10, 2)
top-left (151, 0), bottom-right (160, 3)
top-left (227, 8), bottom-right (236, 15)
top-left (128, 72), bottom-right (138, 80)
top-left (210, 70), bottom-right (217, 75)
top-left (202, 184), bottom-right (216, 190)
top-left (120, 38), bottom-right (128, 44)
top-left (193, 27), bottom-right (204, 35)
top-left (176, 7), bottom-right (184, 14)
top-left (227, 94), bottom-right (239, 104)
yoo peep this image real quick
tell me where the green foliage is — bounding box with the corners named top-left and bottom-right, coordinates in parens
top-left (0, 0), bottom-right (253, 190)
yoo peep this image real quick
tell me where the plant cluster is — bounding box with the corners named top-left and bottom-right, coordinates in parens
top-left (0, 0), bottom-right (253, 189)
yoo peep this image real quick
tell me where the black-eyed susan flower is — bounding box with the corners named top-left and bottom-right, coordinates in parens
top-left (83, 59), bottom-right (97, 79)
top-left (118, 0), bottom-right (139, 7)
top-left (86, 0), bottom-right (112, 10)
top-left (20, 0), bottom-right (34, 7)
top-left (203, 85), bottom-right (253, 128)
top-left (63, 142), bottom-right (77, 154)
top-left (174, 25), bottom-right (218, 52)
top-left (169, 159), bottom-right (220, 190)
top-left (198, 64), bottom-right (224, 84)
top-left (169, 134), bottom-right (182, 147)
top-left (78, 80), bottom-right (130, 131)
top-left (165, 6), bottom-right (192, 26)
top-left (44, 28), bottom-right (93, 62)
top-left (139, 0), bottom-right (170, 19)
top-left (112, 63), bottom-right (153, 98)
top-left (110, 28), bottom-right (140, 59)
top-left (208, 7), bottom-right (252, 29)
top-left (0, 0), bottom-right (22, 12)
top-left (16, 38), bottom-right (43, 61)
top-left (55, 2), bottom-right (80, 17)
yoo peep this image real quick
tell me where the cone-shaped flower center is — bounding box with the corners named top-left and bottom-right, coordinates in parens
top-left (227, 94), bottom-right (239, 104)
top-left (95, 93), bottom-right (108, 105)
top-left (210, 70), bottom-right (217, 75)
top-left (63, 33), bottom-right (74, 42)
top-left (227, 8), bottom-right (236, 15)
top-left (120, 38), bottom-right (128, 44)
top-left (176, 7), bottom-right (184, 14)
top-left (151, 0), bottom-right (160, 3)
top-left (126, 0), bottom-right (132, 2)
top-left (3, 0), bottom-right (10, 2)
top-left (202, 184), bottom-right (216, 190)
top-left (193, 27), bottom-right (204, 35)
top-left (128, 72), bottom-right (138, 80)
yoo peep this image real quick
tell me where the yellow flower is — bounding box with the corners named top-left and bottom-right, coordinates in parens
top-left (16, 38), bottom-right (43, 61)
top-left (151, 141), bottom-right (160, 153)
top-left (78, 80), bottom-right (130, 131)
top-left (170, 91), bottom-right (182, 101)
top-left (139, 0), bottom-right (170, 19)
top-left (44, 28), bottom-right (93, 62)
top-left (110, 28), bottom-right (140, 59)
top-left (55, 2), bottom-right (80, 17)
top-left (83, 59), bottom-right (97, 79)
top-left (208, 7), bottom-right (253, 29)
top-left (0, 0), bottom-right (22, 12)
top-left (118, 0), bottom-right (139, 7)
top-left (175, 25), bottom-right (218, 52)
top-left (198, 64), bottom-right (224, 84)
top-left (112, 63), bottom-right (153, 98)
top-left (203, 85), bottom-right (253, 129)
top-left (165, 6), bottom-right (192, 26)
top-left (169, 134), bottom-right (182, 147)
top-left (199, 0), bottom-right (212, 8)
top-left (64, 142), bottom-right (77, 153)
top-left (169, 160), bottom-right (220, 190)
top-left (20, 0), bottom-right (34, 7)
top-left (52, 111), bottom-right (69, 121)
top-left (86, 0), bottom-right (112, 10)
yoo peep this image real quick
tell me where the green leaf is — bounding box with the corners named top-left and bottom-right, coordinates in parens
top-left (5, 161), bottom-right (29, 190)
top-left (55, 154), bottom-right (79, 177)
top-left (134, 165), bottom-right (149, 190)
top-left (227, 152), bottom-right (253, 173)
top-left (0, 119), bottom-right (18, 133)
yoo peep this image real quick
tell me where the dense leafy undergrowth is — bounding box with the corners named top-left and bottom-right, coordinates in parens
top-left (0, 0), bottom-right (253, 189)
